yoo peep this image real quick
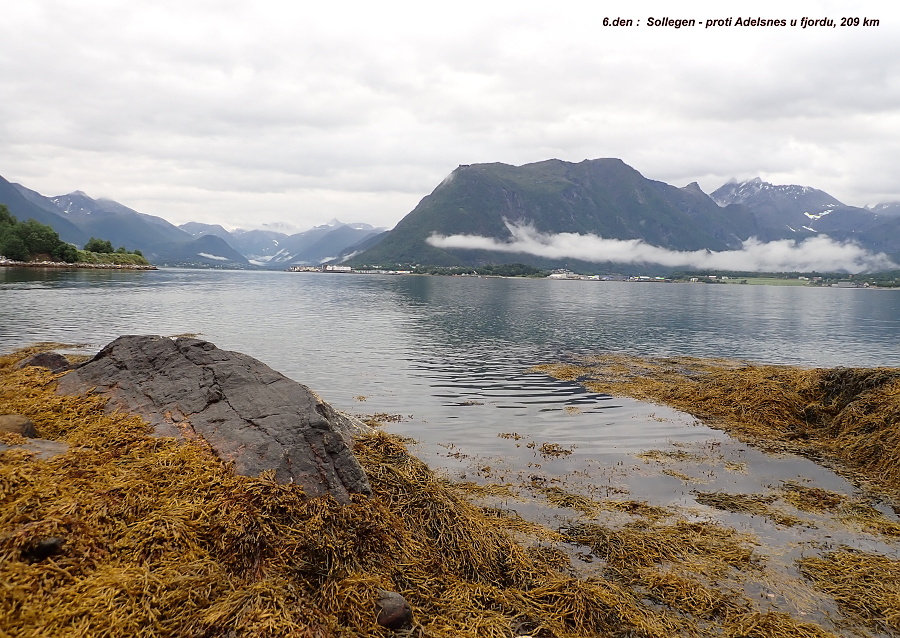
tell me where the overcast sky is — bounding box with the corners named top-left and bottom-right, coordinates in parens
top-left (2, 0), bottom-right (897, 232)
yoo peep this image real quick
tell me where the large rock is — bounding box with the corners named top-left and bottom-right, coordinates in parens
top-left (56, 335), bottom-right (371, 502)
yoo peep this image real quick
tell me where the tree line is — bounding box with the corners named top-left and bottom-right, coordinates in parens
top-left (1, 204), bottom-right (142, 263)
top-left (0, 205), bottom-right (79, 262)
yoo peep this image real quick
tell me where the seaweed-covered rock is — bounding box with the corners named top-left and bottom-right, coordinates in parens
top-left (56, 335), bottom-right (371, 502)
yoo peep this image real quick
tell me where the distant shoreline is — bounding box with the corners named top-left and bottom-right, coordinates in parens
top-left (0, 260), bottom-right (157, 271)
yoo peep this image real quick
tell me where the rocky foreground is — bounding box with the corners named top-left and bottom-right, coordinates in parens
top-left (2, 340), bottom-right (899, 638)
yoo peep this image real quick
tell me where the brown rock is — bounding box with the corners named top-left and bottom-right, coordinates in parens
top-left (15, 351), bottom-right (72, 373)
top-left (375, 589), bottom-right (413, 630)
top-left (0, 414), bottom-right (37, 437)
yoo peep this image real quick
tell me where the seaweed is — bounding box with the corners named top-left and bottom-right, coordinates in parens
top-left (798, 550), bottom-right (900, 634)
top-left (0, 345), bottom-right (881, 637)
top-left (533, 356), bottom-right (900, 500)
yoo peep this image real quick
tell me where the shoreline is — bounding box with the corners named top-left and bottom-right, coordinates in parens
top-left (0, 260), bottom-right (157, 270)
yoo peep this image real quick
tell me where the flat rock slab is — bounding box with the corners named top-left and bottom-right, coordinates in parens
top-left (0, 439), bottom-right (70, 460)
top-left (56, 335), bottom-right (371, 502)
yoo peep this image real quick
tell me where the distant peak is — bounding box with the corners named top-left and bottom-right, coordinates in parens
top-left (325, 218), bottom-right (343, 227)
top-left (683, 181), bottom-right (704, 193)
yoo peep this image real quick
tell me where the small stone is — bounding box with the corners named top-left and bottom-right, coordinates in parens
top-left (21, 537), bottom-right (66, 562)
top-left (0, 414), bottom-right (37, 438)
top-left (15, 351), bottom-right (72, 373)
top-left (375, 589), bottom-right (412, 630)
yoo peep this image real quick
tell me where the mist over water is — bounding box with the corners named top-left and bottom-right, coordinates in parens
top-left (428, 223), bottom-right (899, 272)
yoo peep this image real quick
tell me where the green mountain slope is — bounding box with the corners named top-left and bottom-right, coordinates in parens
top-left (350, 159), bottom-right (758, 267)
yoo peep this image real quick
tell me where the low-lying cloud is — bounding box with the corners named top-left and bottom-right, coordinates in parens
top-left (427, 222), bottom-right (897, 273)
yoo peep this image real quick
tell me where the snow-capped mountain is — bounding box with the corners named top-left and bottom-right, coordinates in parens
top-left (711, 177), bottom-right (878, 237)
top-left (179, 219), bottom-right (386, 268)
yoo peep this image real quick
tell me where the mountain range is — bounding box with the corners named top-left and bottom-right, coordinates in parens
top-left (0, 174), bottom-right (383, 268)
top-left (179, 220), bottom-right (383, 268)
top-left (3, 159), bottom-right (899, 271)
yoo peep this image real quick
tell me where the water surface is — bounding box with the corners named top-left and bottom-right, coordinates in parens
top-left (3, 267), bottom-right (899, 629)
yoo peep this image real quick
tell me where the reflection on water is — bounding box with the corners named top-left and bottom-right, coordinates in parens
top-left (3, 268), bottom-right (900, 456)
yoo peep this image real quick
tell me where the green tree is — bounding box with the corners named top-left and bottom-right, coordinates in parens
top-left (18, 219), bottom-right (61, 256)
top-left (1, 234), bottom-right (29, 261)
top-left (53, 243), bottom-right (79, 263)
top-left (0, 204), bottom-right (15, 228)
top-left (84, 237), bottom-right (115, 253)
top-left (0, 206), bottom-right (78, 263)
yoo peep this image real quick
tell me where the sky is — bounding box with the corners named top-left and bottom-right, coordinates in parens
top-left (2, 0), bottom-right (898, 233)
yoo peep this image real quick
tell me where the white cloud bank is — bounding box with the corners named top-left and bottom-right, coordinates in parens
top-left (427, 223), bottom-right (897, 273)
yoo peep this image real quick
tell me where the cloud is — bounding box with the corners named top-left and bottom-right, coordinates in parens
top-left (2, 0), bottom-right (899, 229)
top-left (427, 222), bottom-right (897, 273)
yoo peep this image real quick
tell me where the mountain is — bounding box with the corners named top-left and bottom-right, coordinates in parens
top-left (0, 177), bottom-right (87, 246)
top-left (226, 222), bottom-right (384, 268)
top-left (47, 191), bottom-right (192, 250)
top-left (349, 158), bottom-right (759, 267)
top-left (1, 173), bottom-right (386, 268)
top-left (6, 167), bottom-right (898, 270)
top-left (329, 230), bottom-right (390, 264)
top-left (179, 222), bottom-right (242, 251)
top-left (710, 178), bottom-right (880, 238)
top-left (152, 234), bottom-right (250, 268)
top-left (270, 224), bottom-right (383, 267)
top-left (712, 178), bottom-right (900, 261)
top-left (0, 178), bottom-right (251, 266)
top-left (226, 228), bottom-right (289, 264)
top-left (868, 202), bottom-right (900, 217)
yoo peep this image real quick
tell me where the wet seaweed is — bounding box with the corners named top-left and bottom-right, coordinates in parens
top-left (0, 346), bottom-right (694, 637)
top-left (533, 356), bottom-right (900, 500)
top-left (694, 492), bottom-right (804, 527)
top-left (798, 550), bottom-right (900, 634)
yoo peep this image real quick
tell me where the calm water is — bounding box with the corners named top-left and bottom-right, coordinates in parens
top-left (3, 267), bottom-right (899, 626)
top-left (3, 267), bottom-right (899, 435)
top-left (3, 265), bottom-right (899, 474)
